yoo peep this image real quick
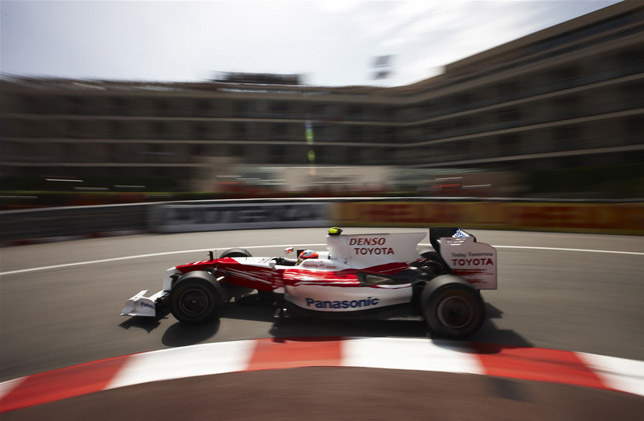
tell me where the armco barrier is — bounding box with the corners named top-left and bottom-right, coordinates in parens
top-left (0, 199), bottom-right (332, 244)
top-left (0, 204), bottom-right (150, 244)
top-left (148, 200), bottom-right (330, 233)
top-left (1, 198), bottom-right (642, 245)
top-left (329, 200), bottom-right (644, 235)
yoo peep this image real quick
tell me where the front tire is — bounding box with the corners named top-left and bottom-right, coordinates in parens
top-left (220, 248), bottom-right (252, 258)
top-left (421, 275), bottom-right (485, 339)
top-left (170, 274), bottom-right (223, 324)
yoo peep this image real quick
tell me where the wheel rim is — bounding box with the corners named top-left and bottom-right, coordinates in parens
top-left (178, 288), bottom-right (210, 316)
top-left (437, 295), bottom-right (474, 329)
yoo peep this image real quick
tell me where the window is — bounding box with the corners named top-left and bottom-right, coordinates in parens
top-left (553, 126), bottom-right (582, 151)
top-left (499, 134), bottom-right (519, 156)
top-left (385, 127), bottom-right (397, 143)
top-left (497, 107), bottom-right (521, 123)
top-left (111, 97), bottom-right (126, 115)
top-left (270, 102), bottom-right (288, 115)
top-left (270, 144), bottom-right (285, 161)
top-left (348, 105), bottom-right (363, 117)
top-left (271, 123), bottom-right (288, 137)
top-left (234, 101), bottom-right (250, 115)
top-left (192, 123), bottom-right (208, 139)
top-left (191, 144), bottom-right (204, 156)
top-left (625, 116), bottom-right (644, 144)
top-left (233, 123), bottom-right (247, 139)
top-left (312, 103), bottom-right (327, 117)
top-left (195, 99), bottom-right (210, 116)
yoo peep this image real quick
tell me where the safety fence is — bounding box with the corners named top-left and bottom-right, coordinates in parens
top-left (1, 198), bottom-right (642, 244)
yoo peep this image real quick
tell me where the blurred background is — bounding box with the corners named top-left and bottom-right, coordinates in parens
top-left (0, 1), bottom-right (642, 209)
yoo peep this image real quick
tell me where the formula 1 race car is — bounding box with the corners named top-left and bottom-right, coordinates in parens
top-left (122, 227), bottom-right (497, 338)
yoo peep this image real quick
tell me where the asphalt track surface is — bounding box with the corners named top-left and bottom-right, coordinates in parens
top-left (1, 228), bottom-right (643, 418)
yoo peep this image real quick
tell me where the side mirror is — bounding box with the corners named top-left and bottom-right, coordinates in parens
top-left (284, 247), bottom-right (294, 255)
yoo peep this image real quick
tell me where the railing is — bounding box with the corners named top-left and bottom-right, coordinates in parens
top-left (1, 197), bottom-right (642, 245)
top-left (0, 203), bottom-right (149, 243)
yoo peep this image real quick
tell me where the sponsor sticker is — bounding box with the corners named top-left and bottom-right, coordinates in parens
top-left (304, 297), bottom-right (380, 309)
top-left (451, 257), bottom-right (494, 266)
top-left (348, 237), bottom-right (394, 256)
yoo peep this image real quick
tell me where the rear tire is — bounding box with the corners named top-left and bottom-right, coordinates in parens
top-left (421, 275), bottom-right (485, 339)
top-left (170, 273), bottom-right (223, 324)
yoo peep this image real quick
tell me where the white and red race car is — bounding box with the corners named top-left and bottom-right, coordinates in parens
top-left (122, 227), bottom-right (497, 338)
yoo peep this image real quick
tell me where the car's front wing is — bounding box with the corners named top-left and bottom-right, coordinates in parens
top-left (121, 289), bottom-right (169, 317)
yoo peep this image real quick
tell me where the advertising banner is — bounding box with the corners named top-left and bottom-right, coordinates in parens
top-left (331, 201), bottom-right (644, 234)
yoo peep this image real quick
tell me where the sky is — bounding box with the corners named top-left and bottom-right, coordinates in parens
top-left (0, 0), bottom-right (622, 87)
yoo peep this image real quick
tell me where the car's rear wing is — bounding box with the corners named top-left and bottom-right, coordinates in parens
top-left (429, 227), bottom-right (477, 255)
top-left (430, 227), bottom-right (496, 290)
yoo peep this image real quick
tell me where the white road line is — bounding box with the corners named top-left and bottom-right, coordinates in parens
top-left (0, 243), bottom-right (326, 276)
top-left (494, 245), bottom-right (644, 256)
top-left (1, 243), bottom-right (642, 277)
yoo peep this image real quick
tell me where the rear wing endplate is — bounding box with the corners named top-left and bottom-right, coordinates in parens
top-left (430, 228), bottom-right (496, 290)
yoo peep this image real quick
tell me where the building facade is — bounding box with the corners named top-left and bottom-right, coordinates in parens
top-left (1, 2), bottom-right (642, 193)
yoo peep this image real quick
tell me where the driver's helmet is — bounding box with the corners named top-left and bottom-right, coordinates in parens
top-left (297, 249), bottom-right (319, 265)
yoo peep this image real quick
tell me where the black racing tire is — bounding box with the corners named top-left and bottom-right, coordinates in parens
top-left (421, 275), bottom-right (485, 339)
top-left (170, 272), bottom-right (223, 324)
top-left (220, 248), bottom-right (252, 258)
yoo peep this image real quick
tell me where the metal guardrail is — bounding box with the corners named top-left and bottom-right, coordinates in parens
top-left (148, 201), bottom-right (329, 233)
top-left (0, 198), bottom-right (336, 243)
top-left (0, 204), bottom-right (150, 243)
top-left (1, 197), bottom-right (642, 244)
